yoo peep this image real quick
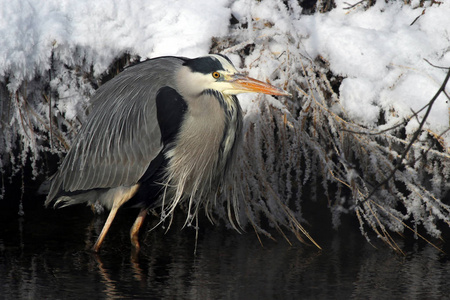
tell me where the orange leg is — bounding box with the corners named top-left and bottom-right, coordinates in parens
top-left (130, 208), bottom-right (148, 252)
top-left (92, 185), bottom-right (139, 253)
top-left (93, 204), bottom-right (120, 252)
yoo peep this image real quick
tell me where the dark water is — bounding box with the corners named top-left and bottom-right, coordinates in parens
top-left (1, 197), bottom-right (450, 300)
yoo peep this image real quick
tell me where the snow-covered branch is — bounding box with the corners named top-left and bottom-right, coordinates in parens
top-left (1, 0), bottom-right (449, 252)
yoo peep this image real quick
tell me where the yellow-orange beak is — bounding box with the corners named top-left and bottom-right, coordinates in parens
top-left (230, 74), bottom-right (291, 97)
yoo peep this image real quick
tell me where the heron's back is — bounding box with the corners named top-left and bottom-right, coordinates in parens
top-left (46, 57), bottom-right (186, 207)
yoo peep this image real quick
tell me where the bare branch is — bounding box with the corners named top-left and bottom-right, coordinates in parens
top-left (358, 67), bottom-right (450, 206)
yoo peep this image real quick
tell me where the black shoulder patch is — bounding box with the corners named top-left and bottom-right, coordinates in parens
top-left (183, 56), bottom-right (224, 74)
top-left (156, 86), bottom-right (188, 145)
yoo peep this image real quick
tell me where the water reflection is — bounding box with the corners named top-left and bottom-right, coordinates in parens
top-left (1, 203), bottom-right (450, 299)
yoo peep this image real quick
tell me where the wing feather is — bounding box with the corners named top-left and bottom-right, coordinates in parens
top-left (46, 57), bottom-right (186, 204)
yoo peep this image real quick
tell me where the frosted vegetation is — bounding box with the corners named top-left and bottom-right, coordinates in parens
top-left (1, 0), bottom-right (449, 253)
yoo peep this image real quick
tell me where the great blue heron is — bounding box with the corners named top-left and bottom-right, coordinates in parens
top-left (45, 54), bottom-right (290, 252)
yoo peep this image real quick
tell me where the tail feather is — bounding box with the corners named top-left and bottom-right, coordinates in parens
top-left (52, 192), bottom-right (98, 208)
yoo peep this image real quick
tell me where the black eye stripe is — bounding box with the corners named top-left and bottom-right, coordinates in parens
top-left (183, 57), bottom-right (224, 74)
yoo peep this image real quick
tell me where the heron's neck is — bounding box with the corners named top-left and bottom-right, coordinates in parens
top-left (163, 91), bottom-right (242, 195)
top-left (214, 92), bottom-right (243, 173)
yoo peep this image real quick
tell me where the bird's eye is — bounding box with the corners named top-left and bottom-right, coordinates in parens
top-left (212, 72), bottom-right (220, 79)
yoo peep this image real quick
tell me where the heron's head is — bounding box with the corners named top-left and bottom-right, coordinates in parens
top-left (178, 54), bottom-right (291, 98)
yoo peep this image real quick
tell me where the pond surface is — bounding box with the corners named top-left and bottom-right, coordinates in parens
top-left (1, 197), bottom-right (450, 299)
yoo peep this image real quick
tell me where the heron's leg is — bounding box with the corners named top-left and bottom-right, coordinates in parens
top-left (92, 185), bottom-right (140, 252)
top-left (92, 203), bottom-right (120, 252)
top-left (130, 208), bottom-right (148, 252)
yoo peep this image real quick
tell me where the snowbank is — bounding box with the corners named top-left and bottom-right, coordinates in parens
top-left (1, 0), bottom-right (449, 251)
top-left (0, 0), bottom-right (232, 90)
top-left (299, 0), bottom-right (449, 136)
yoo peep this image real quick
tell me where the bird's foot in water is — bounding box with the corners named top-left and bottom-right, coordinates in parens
top-left (130, 208), bottom-right (148, 255)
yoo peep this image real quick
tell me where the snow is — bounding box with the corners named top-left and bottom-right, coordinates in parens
top-left (339, 77), bottom-right (380, 125)
top-left (0, 0), bottom-right (232, 86)
top-left (296, 0), bottom-right (449, 136)
top-left (1, 0), bottom-right (450, 247)
top-left (2, 0), bottom-right (448, 133)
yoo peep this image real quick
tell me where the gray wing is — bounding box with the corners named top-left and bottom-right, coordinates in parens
top-left (46, 57), bottom-right (185, 203)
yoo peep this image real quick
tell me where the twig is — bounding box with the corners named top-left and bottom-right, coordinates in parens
top-left (410, 9), bottom-right (425, 26)
top-left (343, 0), bottom-right (367, 10)
top-left (424, 59), bottom-right (450, 101)
top-left (341, 99), bottom-right (432, 136)
top-left (358, 67), bottom-right (450, 206)
top-left (424, 59), bottom-right (450, 70)
top-left (43, 93), bottom-right (53, 151)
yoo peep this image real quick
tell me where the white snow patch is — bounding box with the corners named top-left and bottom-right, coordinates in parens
top-left (0, 0), bottom-right (233, 90)
top-left (340, 77), bottom-right (380, 125)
